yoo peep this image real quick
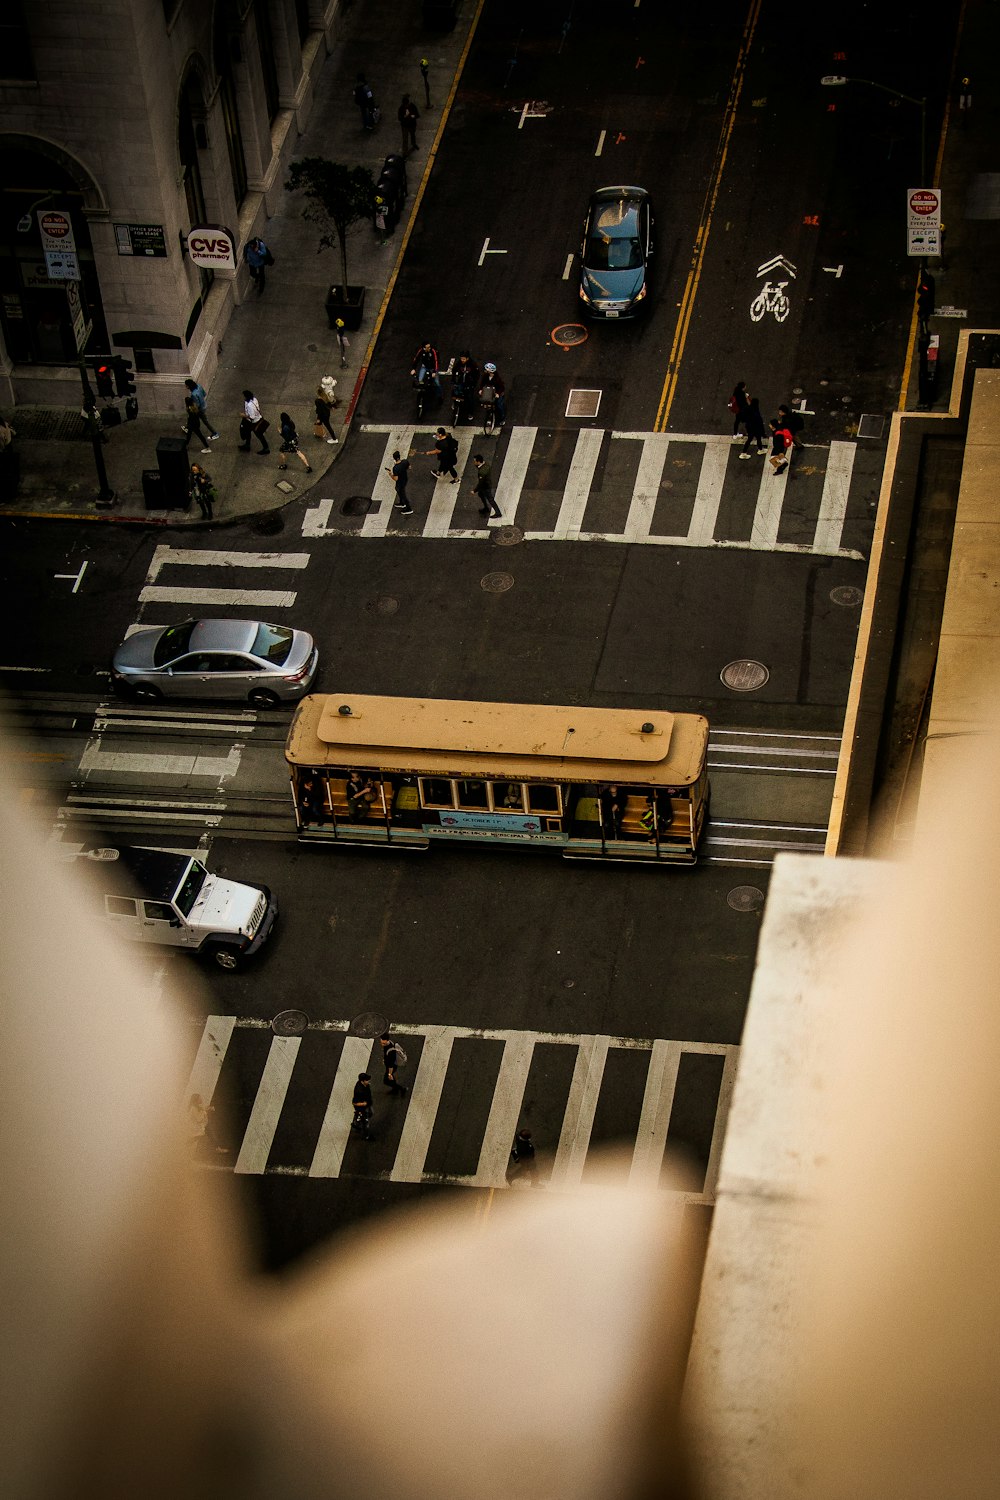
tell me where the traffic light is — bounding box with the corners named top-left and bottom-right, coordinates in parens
top-left (93, 360), bottom-right (114, 400)
top-left (113, 356), bottom-right (136, 398)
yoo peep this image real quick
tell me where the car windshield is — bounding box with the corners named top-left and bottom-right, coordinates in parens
top-left (175, 860), bottom-right (207, 917)
top-left (153, 621), bottom-right (195, 666)
top-left (251, 623), bottom-right (294, 664)
top-left (585, 234), bottom-right (643, 271)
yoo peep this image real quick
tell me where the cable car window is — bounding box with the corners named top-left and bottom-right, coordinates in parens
top-left (420, 777), bottom-right (455, 809)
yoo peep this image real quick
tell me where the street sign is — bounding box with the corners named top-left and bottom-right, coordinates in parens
top-left (65, 280), bottom-right (92, 353)
top-left (907, 186), bottom-right (942, 257)
top-left (37, 208), bottom-right (81, 281)
top-left (114, 222), bottom-right (167, 258)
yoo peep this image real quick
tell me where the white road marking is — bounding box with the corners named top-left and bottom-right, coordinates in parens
top-left (749, 461), bottom-right (787, 550)
top-left (391, 1025), bottom-right (456, 1181)
top-left (54, 560), bottom-right (88, 593)
top-left (629, 1039), bottom-right (682, 1187)
top-left (234, 1036), bottom-right (301, 1174)
top-left (138, 586), bottom-right (298, 608)
top-left (685, 437), bottom-right (730, 547)
top-left (595, 128), bottom-right (606, 156)
top-left (472, 1031), bottom-right (536, 1187)
top-left (494, 424), bottom-right (536, 525)
top-left (813, 440), bottom-right (857, 554)
top-left (423, 428), bottom-right (478, 537)
top-left (185, 1015), bottom-right (237, 1108)
top-left (703, 1047), bottom-right (739, 1199)
top-left (549, 1034), bottom-right (611, 1189)
top-left (362, 426), bottom-right (417, 537)
top-left (553, 428), bottom-right (604, 540)
top-left (302, 497), bottom-right (335, 537)
top-left (562, 254), bottom-right (575, 280)
top-left (478, 237), bottom-right (508, 265)
top-left (624, 433), bottom-right (670, 542)
top-left (145, 546), bottom-right (310, 583)
top-left (78, 743), bottom-right (242, 779)
top-left (309, 1034), bottom-right (376, 1178)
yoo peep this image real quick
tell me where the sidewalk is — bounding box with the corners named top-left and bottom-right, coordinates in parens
top-left (0, 0), bottom-right (480, 526)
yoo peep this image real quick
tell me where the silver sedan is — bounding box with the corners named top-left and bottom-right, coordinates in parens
top-left (111, 618), bottom-right (318, 707)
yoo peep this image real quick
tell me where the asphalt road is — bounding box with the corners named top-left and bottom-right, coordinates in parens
top-left (0, 0), bottom-right (965, 1269)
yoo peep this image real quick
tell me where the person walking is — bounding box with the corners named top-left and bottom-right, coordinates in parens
top-left (386, 449), bottom-right (414, 515)
top-left (471, 453), bottom-right (501, 519)
top-left (729, 380), bottom-right (751, 439)
top-left (188, 463), bottom-right (216, 519)
top-left (182, 389), bottom-right (214, 452)
top-left (379, 1032), bottom-right (409, 1097)
top-left (314, 377), bottom-right (339, 443)
top-left (239, 389), bottom-right (270, 454)
top-left (768, 417), bottom-right (792, 475)
top-left (777, 403), bottom-right (805, 451)
top-left (351, 1073), bottom-right (374, 1141)
top-left (277, 413), bottom-right (313, 473)
top-left (244, 236), bottom-right (270, 296)
top-left (184, 379), bottom-right (219, 440)
top-left (398, 94), bottom-right (419, 153)
top-left (353, 73), bottom-right (377, 130)
top-left (738, 396), bottom-right (767, 458)
top-left (424, 426), bottom-right (458, 481)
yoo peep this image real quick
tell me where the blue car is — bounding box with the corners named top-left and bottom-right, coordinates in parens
top-left (579, 186), bottom-right (654, 319)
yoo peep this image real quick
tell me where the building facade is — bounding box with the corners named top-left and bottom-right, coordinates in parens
top-left (0, 0), bottom-right (343, 412)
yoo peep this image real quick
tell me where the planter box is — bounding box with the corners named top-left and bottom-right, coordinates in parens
top-left (325, 285), bottom-right (366, 332)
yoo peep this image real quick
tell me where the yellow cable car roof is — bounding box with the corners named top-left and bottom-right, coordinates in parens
top-left (286, 694), bottom-right (708, 787)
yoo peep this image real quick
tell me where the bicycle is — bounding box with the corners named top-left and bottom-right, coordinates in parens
top-left (414, 368), bottom-right (432, 421)
top-left (480, 386), bottom-right (498, 436)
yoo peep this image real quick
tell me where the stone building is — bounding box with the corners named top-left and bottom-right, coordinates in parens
top-left (0, 0), bottom-right (343, 413)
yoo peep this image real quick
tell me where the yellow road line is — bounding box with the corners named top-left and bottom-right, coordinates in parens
top-left (655, 0), bottom-right (763, 432)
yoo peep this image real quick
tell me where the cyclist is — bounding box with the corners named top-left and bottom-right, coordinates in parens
top-left (450, 351), bottom-right (479, 423)
top-left (478, 362), bottom-right (506, 426)
top-left (411, 341), bottom-right (441, 399)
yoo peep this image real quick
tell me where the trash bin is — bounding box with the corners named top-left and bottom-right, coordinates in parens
top-left (142, 469), bottom-right (165, 510)
top-left (155, 435), bottom-right (189, 507)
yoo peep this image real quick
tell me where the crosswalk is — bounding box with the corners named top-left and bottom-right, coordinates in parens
top-left (187, 1017), bottom-right (739, 1204)
top-left (302, 425), bottom-right (870, 557)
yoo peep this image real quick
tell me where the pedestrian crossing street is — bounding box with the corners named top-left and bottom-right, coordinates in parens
top-left (301, 424), bottom-right (872, 558)
top-left (188, 1016), bottom-right (738, 1204)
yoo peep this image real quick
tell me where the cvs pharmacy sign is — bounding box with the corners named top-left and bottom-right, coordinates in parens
top-left (187, 224), bottom-right (236, 271)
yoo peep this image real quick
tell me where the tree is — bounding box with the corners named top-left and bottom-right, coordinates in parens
top-left (285, 157), bottom-right (375, 291)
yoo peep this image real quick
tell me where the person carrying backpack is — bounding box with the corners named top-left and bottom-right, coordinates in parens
top-left (424, 426), bottom-right (458, 481)
top-left (379, 1032), bottom-right (408, 1096)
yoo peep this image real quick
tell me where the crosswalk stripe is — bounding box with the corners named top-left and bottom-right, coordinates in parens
top-left (687, 437), bottom-right (730, 546)
top-left (363, 427), bottom-right (414, 537)
top-left (472, 1031), bottom-right (536, 1188)
top-left (309, 1034), bottom-right (376, 1178)
top-left (186, 1015), bottom-right (236, 1107)
top-left (78, 743), bottom-right (242, 779)
top-left (629, 1039), bottom-right (682, 1187)
top-left (234, 1035), bottom-right (301, 1174)
top-left (138, 585), bottom-right (299, 608)
top-left (554, 428), bottom-right (604, 540)
top-left (390, 1024), bottom-right (456, 1182)
top-left (550, 1034), bottom-right (611, 1189)
top-left (702, 1046), bottom-right (739, 1199)
top-left (424, 428), bottom-right (478, 537)
top-left (813, 439), bottom-right (857, 554)
top-left (750, 462), bottom-right (787, 550)
top-left (625, 433), bottom-right (671, 542)
top-left (146, 546), bottom-right (310, 582)
top-left (494, 425), bottom-right (536, 523)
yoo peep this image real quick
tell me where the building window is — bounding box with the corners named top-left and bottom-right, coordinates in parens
top-left (0, 2), bottom-right (36, 81)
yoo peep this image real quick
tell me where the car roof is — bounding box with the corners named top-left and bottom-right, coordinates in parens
top-left (184, 619), bottom-right (260, 653)
top-left (588, 186), bottom-right (648, 236)
top-left (591, 185), bottom-right (649, 209)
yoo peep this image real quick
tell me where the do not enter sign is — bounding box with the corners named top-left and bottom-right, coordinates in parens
top-left (907, 186), bottom-right (942, 257)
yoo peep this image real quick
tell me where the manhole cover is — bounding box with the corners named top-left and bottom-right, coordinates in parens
top-left (727, 885), bottom-right (765, 912)
top-left (481, 571), bottom-right (514, 593)
top-left (566, 388), bottom-right (602, 418)
top-left (348, 1011), bottom-right (389, 1039)
top-left (253, 511), bottom-right (284, 535)
top-left (720, 659), bottom-right (769, 692)
top-left (272, 1009), bottom-right (309, 1036)
top-left (831, 585), bottom-right (863, 607)
top-left (551, 323), bottom-right (589, 349)
top-left (492, 524), bottom-right (524, 547)
top-left (342, 494), bottom-right (372, 516)
top-left (366, 595), bottom-right (399, 615)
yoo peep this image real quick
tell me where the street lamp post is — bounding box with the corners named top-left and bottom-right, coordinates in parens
top-left (820, 75), bottom-right (927, 185)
